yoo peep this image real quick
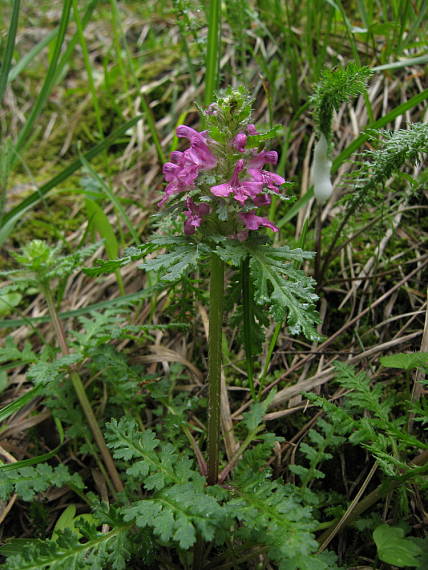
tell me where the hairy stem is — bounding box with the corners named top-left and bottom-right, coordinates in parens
top-left (241, 256), bottom-right (256, 399)
top-left (207, 253), bottom-right (224, 485)
top-left (43, 287), bottom-right (124, 494)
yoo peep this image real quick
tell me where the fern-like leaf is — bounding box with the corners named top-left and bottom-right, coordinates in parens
top-left (0, 525), bottom-right (134, 570)
top-left (247, 243), bottom-right (320, 340)
top-left (123, 482), bottom-right (226, 549)
top-left (0, 463), bottom-right (84, 501)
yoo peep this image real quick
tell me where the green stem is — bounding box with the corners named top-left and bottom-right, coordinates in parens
top-left (43, 287), bottom-right (124, 495)
top-left (206, 253), bottom-right (224, 485)
top-left (241, 256), bottom-right (255, 399)
top-left (192, 533), bottom-right (205, 570)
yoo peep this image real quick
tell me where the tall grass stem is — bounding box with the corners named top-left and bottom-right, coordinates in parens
top-left (0, 0), bottom-right (20, 104)
top-left (204, 0), bottom-right (221, 105)
top-left (207, 253), bottom-right (224, 485)
top-left (72, 0), bottom-right (104, 137)
top-left (15, 0), bottom-right (72, 155)
top-left (43, 287), bottom-right (124, 495)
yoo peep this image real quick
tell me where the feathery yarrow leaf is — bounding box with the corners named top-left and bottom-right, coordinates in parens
top-left (348, 123), bottom-right (428, 208)
top-left (311, 64), bottom-right (372, 139)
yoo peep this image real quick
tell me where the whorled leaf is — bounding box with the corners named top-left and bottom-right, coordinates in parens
top-left (247, 243), bottom-right (320, 340)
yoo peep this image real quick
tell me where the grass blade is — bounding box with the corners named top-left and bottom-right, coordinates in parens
top-left (0, 0), bottom-right (21, 103)
top-left (0, 287), bottom-right (163, 329)
top-left (14, 0), bottom-right (73, 155)
top-left (6, 0), bottom-right (98, 86)
top-left (85, 198), bottom-right (125, 294)
top-left (204, 0), bottom-right (221, 105)
top-left (0, 419), bottom-right (64, 472)
top-left (80, 154), bottom-right (140, 245)
top-left (0, 385), bottom-right (43, 423)
top-left (0, 114), bottom-right (143, 245)
top-left (72, 0), bottom-right (104, 136)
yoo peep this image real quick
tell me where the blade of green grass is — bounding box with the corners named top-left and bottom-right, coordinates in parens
top-left (107, 0), bottom-right (165, 163)
top-left (0, 288), bottom-right (158, 329)
top-left (7, 29), bottom-right (57, 83)
top-left (14, 0), bottom-right (73, 155)
top-left (80, 154), bottom-right (140, 245)
top-left (72, 0), bottom-right (104, 137)
top-left (0, 0), bottom-right (21, 103)
top-left (0, 114), bottom-right (143, 245)
top-left (85, 197), bottom-right (125, 294)
top-left (53, 0), bottom-right (99, 85)
top-left (0, 385), bottom-right (43, 423)
top-left (276, 189), bottom-right (314, 228)
top-left (0, 419), bottom-right (64, 472)
top-left (7, 0), bottom-right (98, 85)
top-left (373, 54), bottom-right (428, 71)
top-left (204, 0), bottom-right (221, 105)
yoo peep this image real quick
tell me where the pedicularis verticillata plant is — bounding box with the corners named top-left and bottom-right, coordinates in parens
top-left (89, 87), bottom-right (320, 486)
top-left (157, 88), bottom-right (304, 484)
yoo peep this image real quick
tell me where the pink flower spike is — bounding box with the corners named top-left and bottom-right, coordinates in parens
top-left (159, 151), bottom-right (201, 206)
top-left (249, 150), bottom-right (278, 169)
top-left (183, 198), bottom-right (210, 235)
top-left (233, 133), bottom-right (247, 152)
top-left (239, 212), bottom-right (278, 232)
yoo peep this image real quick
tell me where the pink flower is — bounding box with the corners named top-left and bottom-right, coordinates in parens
top-left (233, 133), bottom-right (247, 152)
top-left (248, 168), bottom-right (285, 192)
top-left (183, 198), bottom-right (210, 235)
top-left (159, 125), bottom-right (217, 206)
top-left (159, 151), bottom-right (200, 206)
top-left (206, 103), bottom-right (219, 115)
top-left (248, 150), bottom-right (278, 169)
top-left (253, 193), bottom-right (271, 207)
top-left (176, 125), bottom-right (217, 169)
top-left (246, 124), bottom-right (259, 135)
top-left (239, 212), bottom-right (278, 232)
top-left (211, 159), bottom-right (263, 205)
